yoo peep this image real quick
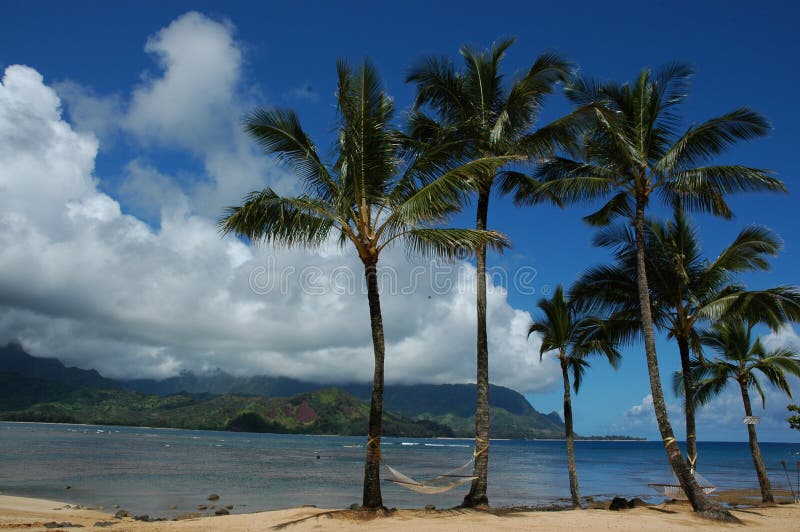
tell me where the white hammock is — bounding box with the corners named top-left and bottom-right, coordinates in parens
top-left (648, 470), bottom-right (716, 500)
top-left (384, 458), bottom-right (477, 494)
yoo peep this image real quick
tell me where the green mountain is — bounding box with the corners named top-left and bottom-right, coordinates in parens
top-left (341, 383), bottom-right (565, 438)
top-left (1, 343), bottom-right (565, 438)
top-left (0, 372), bottom-right (453, 436)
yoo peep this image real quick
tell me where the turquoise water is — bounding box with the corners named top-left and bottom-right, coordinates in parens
top-left (0, 422), bottom-right (798, 517)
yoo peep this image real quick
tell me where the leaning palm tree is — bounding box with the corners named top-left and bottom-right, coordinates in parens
top-left (528, 285), bottom-right (621, 508)
top-left (220, 60), bottom-right (509, 509)
top-left (574, 210), bottom-right (800, 471)
top-left (694, 320), bottom-right (800, 503)
top-left (522, 64), bottom-right (785, 519)
top-left (407, 39), bottom-right (582, 506)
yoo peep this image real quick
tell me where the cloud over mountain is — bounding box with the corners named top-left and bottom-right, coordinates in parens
top-left (0, 14), bottom-right (559, 393)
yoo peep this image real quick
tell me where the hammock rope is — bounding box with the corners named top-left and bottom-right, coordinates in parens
top-left (473, 436), bottom-right (488, 458)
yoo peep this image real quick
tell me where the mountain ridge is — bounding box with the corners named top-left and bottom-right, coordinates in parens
top-left (0, 342), bottom-right (570, 438)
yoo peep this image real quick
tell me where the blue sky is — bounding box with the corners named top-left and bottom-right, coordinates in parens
top-left (1, 1), bottom-right (799, 442)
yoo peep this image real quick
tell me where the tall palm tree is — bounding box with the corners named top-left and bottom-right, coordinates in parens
top-left (521, 64), bottom-right (785, 519)
top-left (694, 320), bottom-right (800, 503)
top-left (528, 285), bottom-right (621, 508)
top-left (573, 210), bottom-right (800, 470)
top-left (407, 39), bottom-right (582, 506)
top-left (220, 60), bottom-right (509, 509)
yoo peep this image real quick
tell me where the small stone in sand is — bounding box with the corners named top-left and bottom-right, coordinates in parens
top-left (207, 494), bottom-right (220, 501)
top-left (629, 497), bottom-right (649, 508)
top-left (64, 485), bottom-right (72, 490)
top-left (169, 505), bottom-right (177, 509)
top-left (225, 505), bottom-right (234, 510)
top-left (133, 515), bottom-right (150, 521)
top-left (197, 504), bottom-right (208, 511)
top-left (44, 522), bottom-right (82, 529)
top-left (424, 504), bottom-right (436, 511)
top-left (609, 497), bottom-right (630, 511)
top-left (93, 521), bottom-right (116, 527)
top-left (114, 510), bottom-right (130, 519)
top-left (349, 503), bottom-right (360, 510)
top-left (215, 508), bottom-right (230, 516)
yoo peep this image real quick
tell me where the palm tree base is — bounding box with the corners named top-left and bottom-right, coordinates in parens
top-left (460, 494), bottom-right (489, 508)
top-left (696, 508), bottom-right (741, 523)
top-left (352, 505), bottom-right (392, 514)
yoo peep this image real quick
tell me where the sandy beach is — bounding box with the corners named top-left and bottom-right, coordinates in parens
top-left (1, 495), bottom-right (799, 531)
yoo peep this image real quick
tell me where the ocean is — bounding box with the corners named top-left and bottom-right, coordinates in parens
top-left (1, 422), bottom-right (798, 517)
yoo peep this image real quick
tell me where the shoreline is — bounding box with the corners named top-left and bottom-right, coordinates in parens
top-left (1, 495), bottom-right (799, 531)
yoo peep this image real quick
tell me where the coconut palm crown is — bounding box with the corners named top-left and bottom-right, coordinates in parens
top-left (528, 285), bottom-right (621, 508)
top-left (693, 321), bottom-right (800, 503)
top-left (220, 59), bottom-right (509, 509)
top-left (520, 63), bottom-right (785, 520)
top-left (406, 38), bottom-right (582, 506)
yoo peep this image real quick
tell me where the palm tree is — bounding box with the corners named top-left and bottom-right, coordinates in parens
top-left (528, 285), bottom-right (621, 508)
top-left (521, 64), bottom-right (785, 519)
top-left (573, 210), bottom-right (800, 471)
top-left (220, 60), bottom-right (509, 509)
top-left (694, 320), bottom-right (800, 503)
top-left (407, 39), bottom-right (583, 506)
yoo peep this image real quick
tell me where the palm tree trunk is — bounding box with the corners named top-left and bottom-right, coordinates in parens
top-left (738, 379), bottom-right (774, 503)
top-left (677, 336), bottom-right (698, 471)
top-left (633, 200), bottom-right (736, 522)
top-left (561, 357), bottom-right (581, 508)
top-left (464, 187), bottom-right (491, 507)
top-left (362, 259), bottom-right (385, 509)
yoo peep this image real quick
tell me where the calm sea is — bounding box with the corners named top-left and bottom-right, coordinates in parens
top-left (1, 422), bottom-right (798, 517)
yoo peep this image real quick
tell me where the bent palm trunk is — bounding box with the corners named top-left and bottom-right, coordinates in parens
top-left (677, 336), bottom-right (698, 470)
top-left (561, 357), bottom-right (581, 508)
top-left (464, 187), bottom-right (491, 507)
top-left (633, 202), bottom-right (736, 522)
top-left (362, 260), bottom-right (386, 509)
top-left (738, 379), bottom-right (773, 503)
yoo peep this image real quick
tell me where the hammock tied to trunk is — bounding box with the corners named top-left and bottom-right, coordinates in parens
top-left (647, 448), bottom-right (716, 500)
top-left (381, 437), bottom-right (485, 494)
top-left (384, 458), bottom-right (477, 494)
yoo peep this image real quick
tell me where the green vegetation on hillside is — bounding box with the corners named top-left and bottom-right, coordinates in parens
top-left (0, 374), bottom-right (452, 437)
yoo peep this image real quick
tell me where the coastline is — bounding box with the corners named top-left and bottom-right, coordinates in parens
top-left (3, 421), bottom-right (647, 441)
top-left (1, 495), bottom-right (799, 531)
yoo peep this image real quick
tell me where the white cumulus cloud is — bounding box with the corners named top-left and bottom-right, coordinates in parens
top-left (0, 60), bottom-right (557, 393)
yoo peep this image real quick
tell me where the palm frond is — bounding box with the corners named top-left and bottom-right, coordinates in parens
top-left (665, 165), bottom-right (785, 199)
top-left (219, 188), bottom-right (337, 248)
top-left (406, 55), bottom-right (468, 123)
top-left (523, 174), bottom-right (613, 207)
top-left (654, 109), bottom-right (771, 175)
top-left (583, 192), bottom-right (633, 226)
top-left (398, 228), bottom-right (509, 260)
top-left (705, 225), bottom-right (782, 278)
top-left (243, 108), bottom-right (336, 199)
top-left (495, 52), bottom-right (572, 145)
